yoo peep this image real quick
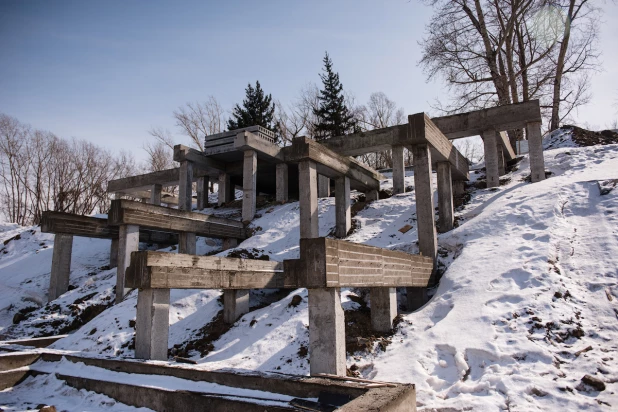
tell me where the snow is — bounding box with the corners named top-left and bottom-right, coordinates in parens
top-left (0, 128), bottom-right (617, 410)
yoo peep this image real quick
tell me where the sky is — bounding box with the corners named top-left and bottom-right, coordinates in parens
top-left (1, 0), bottom-right (617, 162)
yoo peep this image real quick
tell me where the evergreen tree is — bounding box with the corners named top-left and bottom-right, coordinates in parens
top-left (227, 81), bottom-right (278, 136)
top-left (313, 52), bottom-right (356, 140)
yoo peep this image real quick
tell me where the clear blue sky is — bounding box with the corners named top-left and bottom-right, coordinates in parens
top-left (1, 0), bottom-right (617, 161)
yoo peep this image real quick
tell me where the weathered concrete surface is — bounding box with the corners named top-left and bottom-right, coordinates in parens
top-left (453, 180), bottom-right (465, 197)
top-left (370, 287), bottom-right (398, 333)
top-left (222, 237), bottom-right (238, 251)
top-left (178, 232), bottom-right (197, 255)
top-left (135, 288), bottom-right (170, 361)
top-left (150, 184), bottom-right (162, 206)
top-left (365, 189), bottom-right (379, 202)
top-left (436, 162), bottom-right (454, 233)
top-left (299, 160), bottom-right (319, 239)
top-left (48, 234), bottom-right (73, 301)
top-left (497, 142), bottom-right (506, 176)
top-left (318, 175), bottom-right (330, 198)
top-left (234, 129), bottom-right (283, 161)
top-left (0, 353), bottom-right (40, 372)
top-left (482, 129), bottom-right (500, 188)
top-left (178, 160), bottom-right (193, 211)
top-left (275, 163), bottom-right (288, 204)
top-left (309, 288), bottom-right (346, 376)
top-left (392, 145), bottom-right (405, 195)
top-left (0, 368), bottom-right (30, 390)
top-left (242, 150), bottom-right (257, 223)
top-left (335, 176), bottom-right (351, 238)
top-left (107, 167), bottom-right (208, 194)
top-left (527, 121), bottom-right (546, 183)
top-left (223, 289), bottom-right (250, 324)
top-left (0, 335), bottom-right (68, 348)
top-left (109, 238), bottom-right (119, 268)
top-left (116, 224), bottom-right (139, 302)
top-left (218, 172), bottom-right (232, 206)
top-left (196, 176), bottom-right (209, 210)
top-left (498, 131), bottom-right (517, 160)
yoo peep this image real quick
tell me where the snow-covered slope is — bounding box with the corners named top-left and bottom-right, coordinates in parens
top-left (1, 129), bottom-right (617, 411)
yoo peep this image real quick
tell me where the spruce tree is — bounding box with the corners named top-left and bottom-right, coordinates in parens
top-left (227, 81), bottom-right (278, 137)
top-left (313, 52), bottom-right (356, 140)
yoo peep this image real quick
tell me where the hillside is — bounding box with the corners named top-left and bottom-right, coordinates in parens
top-left (1, 129), bottom-right (617, 411)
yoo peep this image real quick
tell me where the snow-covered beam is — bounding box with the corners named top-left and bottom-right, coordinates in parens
top-left (107, 167), bottom-right (210, 195)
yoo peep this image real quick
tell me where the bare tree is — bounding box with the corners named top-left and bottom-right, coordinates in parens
top-left (143, 140), bottom-right (175, 172)
top-left (173, 97), bottom-right (226, 150)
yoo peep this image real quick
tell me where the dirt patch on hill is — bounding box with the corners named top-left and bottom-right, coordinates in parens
top-left (563, 125), bottom-right (618, 146)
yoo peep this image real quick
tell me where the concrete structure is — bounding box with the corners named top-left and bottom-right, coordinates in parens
top-left (116, 224), bottom-right (139, 302)
top-left (392, 145), bottom-right (405, 195)
top-left (371, 287), bottom-right (398, 332)
top-left (335, 176), bottom-right (351, 238)
top-left (308, 287), bottom-right (346, 376)
top-left (48, 234), bottom-right (73, 301)
top-left (275, 163), bottom-right (288, 203)
top-left (223, 289), bottom-right (250, 324)
top-left (481, 129), bottom-right (501, 188)
top-left (436, 162), bottom-right (454, 233)
top-left (526, 121), bottom-right (545, 182)
top-left (242, 150), bottom-right (257, 223)
top-left (135, 288), bottom-right (170, 361)
top-left (298, 160), bottom-right (319, 239)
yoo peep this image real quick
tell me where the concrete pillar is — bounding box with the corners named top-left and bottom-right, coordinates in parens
top-left (150, 184), bottom-right (162, 206)
top-left (309, 288), bottom-right (346, 376)
top-left (497, 142), bottom-right (506, 176)
top-left (276, 163), bottom-right (288, 204)
top-left (370, 287), bottom-right (397, 333)
top-left (116, 224), bottom-right (139, 303)
top-left (392, 145), bottom-right (405, 195)
top-left (48, 234), bottom-right (73, 301)
top-left (109, 238), bottom-right (118, 269)
top-left (453, 180), bottom-right (465, 197)
top-left (179, 233), bottom-right (196, 255)
top-left (318, 175), bottom-right (330, 198)
top-left (222, 237), bottom-right (238, 251)
top-left (481, 129), bottom-right (500, 188)
top-left (527, 121), bottom-right (546, 183)
top-left (218, 172), bottom-right (232, 206)
top-left (334, 176), bottom-right (351, 238)
top-left (178, 161), bottom-right (193, 211)
top-left (135, 288), bottom-right (170, 361)
top-left (365, 189), bottom-right (379, 202)
top-left (436, 162), bottom-right (454, 233)
top-left (223, 289), bottom-right (250, 324)
top-left (409, 143), bottom-right (437, 310)
top-left (299, 160), bottom-right (319, 239)
top-left (197, 176), bottom-right (209, 210)
top-left (242, 150), bottom-right (257, 223)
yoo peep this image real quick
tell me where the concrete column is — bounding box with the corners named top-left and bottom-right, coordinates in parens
top-left (365, 189), bottom-right (379, 202)
top-left (218, 172), bottom-right (232, 206)
top-left (497, 142), bottom-right (506, 176)
top-left (179, 233), bottom-right (196, 255)
top-left (48, 234), bottom-right (73, 301)
top-left (309, 288), bottom-right (346, 376)
top-left (370, 287), bottom-right (398, 333)
top-left (409, 143), bottom-right (437, 310)
top-left (481, 129), bottom-right (500, 188)
top-left (436, 162), bottom-right (454, 233)
top-left (222, 237), bottom-right (238, 251)
top-left (242, 150), bottom-right (258, 223)
top-left (223, 289), bottom-right (250, 324)
top-left (135, 288), bottom-right (170, 361)
top-left (453, 180), bottom-right (465, 197)
top-left (318, 175), bottom-right (330, 198)
top-left (150, 184), bottom-right (162, 206)
top-left (299, 160), bottom-right (319, 239)
top-left (116, 224), bottom-right (139, 303)
top-left (335, 176), bottom-right (351, 238)
top-left (178, 161), bottom-right (193, 211)
top-left (109, 238), bottom-right (118, 269)
top-left (275, 163), bottom-right (288, 204)
top-left (392, 145), bottom-right (405, 195)
top-left (526, 121), bottom-right (546, 183)
top-left (197, 176), bottom-right (209, 210)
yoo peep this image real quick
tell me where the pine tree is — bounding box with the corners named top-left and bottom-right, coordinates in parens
top-left (313, 52), bottom-right (356, 141)
top-left (227, 81), bottom-right (278, 136)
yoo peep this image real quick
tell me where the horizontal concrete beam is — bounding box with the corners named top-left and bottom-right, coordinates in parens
top-left (284, 238), bottom-right (433, 288)
top-left (126, 251), bottom-right (284, 289)
top-left (173, 145), bottom-right (227, 172)
top-left (108, 200), bottom-right (246, 240)
top-left (108, 167), bottom-right (209, 194)
top-left (40, 211), bottom-right (179, 244)
top-left (431, 100), bottom-right (542, 139)
top-left (283, 137), bottom-right (383, 190)
top-left (234, 131), bottom-right (284, 162)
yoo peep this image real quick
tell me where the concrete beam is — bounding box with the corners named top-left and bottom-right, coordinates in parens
top-left (299, 160), bottom-right (319, 239)
top-left (497, 141), bottom-right (506, 176)
top-left (392, 145), bottom-right (405, 194)
top-left (234, 130), bottom-right (283, 161)
top-left (309, 288), bottom-right (346, 376)
top-left (370, 287), bottom-right (398, 333)
top-left (178, 161), bottom-right (193, 212)
top-left (107, 167), bottom-right (209, 194)
top-left (135, 288), bottom-right (170, 361)
top-left (481, 129), bottom-right (500, 188)
top-left (48, 234), bottom-right (73, 301)
top-left (242, 150), bottom-right (257, 223)
top-left (436, 162), bottom-right (454, 233)
top-left (498, 131), bottom-right (517, 161)
top-left (116, 224), bottom-right (139, 302)
top-left (431, 100), bottom-right (542, 139)
top-left (275, 163), bottom-right (288, 204)
top-left (173, 144), bottom-right (226, 173)
top-left (334, 176), bottom-right (351, 238)
top-left (527, 121), bottom-right (546, 183)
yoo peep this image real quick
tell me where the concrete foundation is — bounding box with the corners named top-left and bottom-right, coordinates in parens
top-left (318, 175), bottom-right (330, 198)
top-left (335, 176), bottom-right (351, 238)
top-left (407, 287), bottom-right (429, 312)
top-left (370, 287), bottom-right (398, 333)
top-left (436, 162), bottom-right (454, 233)
top-left (223, 289), bottom-right (250, 324)
top-left (109, 238), bottom-right (118, 268)
top-left (299, 160), bottom-right (319, 239)
top-left (275, 163), bottom-right (288, 204)
top-left (150, 184), bottom-right (162, 206)
top-left (135, 288), bottom-right (170, 361)
top-left (392, 145), bottom-right (405, 195)
top-left (308, 288), bottom-right (346, 376)
top-left (116, 224), bottom-right (139, 303)
top-left (481, 129), bottom-right (500, 188)
top-left (527, 121), bottom-right (546, 183)
top-left (242, 150), bottom-right (257, 223)
top-left (218, 172), bottom-right (232, 206)
top-left (48, 234), bottom-right (73, 301)
top-left (197, 176), bottom-right (209, 210)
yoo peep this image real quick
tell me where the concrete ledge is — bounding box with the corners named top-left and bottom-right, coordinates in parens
top-left (0, 335), bottom-right (68, 348)
top-left (0, 352), bottom-right (40, 372)
top-left (0, 367), bottom-right (31, 390)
